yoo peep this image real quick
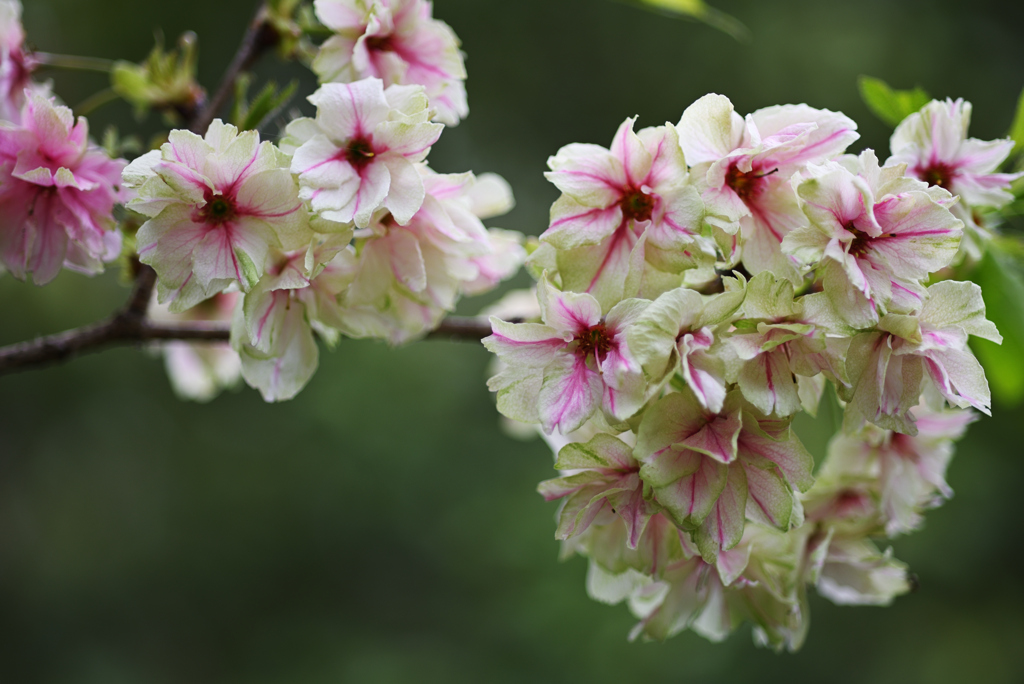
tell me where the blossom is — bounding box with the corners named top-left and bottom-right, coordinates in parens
top-left (0, 93), bottom-right (126, 284)
top-left (150, 291), bottom-right (242, 402)
top-left (285, 78), bottom-right (443, 230)
top-left (234, 238), bottom-right (355, 402)
top-left (724, 273), bottom-right (851, 417)
top-left (540, 117), bottom-right (706, 312)
top-left (823, 404), bottom-right (975, 536)
top-left (888, 98), bottom-right (1023, 261)
top-left (889, 98), bottom-right (1021, 210)
top-left (676, 94), bottom-right (858, 279)
top-left (484, 277), bottom-right (650, 434)
top-left (335, 168), bottom-right (523, 343)
top-left (538, 433), bottom-right (660, 548)
top-left (123, 120), bottom-right (309, 311)
top-left (626, 281), bottom-right (745, 413)
top-left (312, 0), bottom-right (468, 126)
top-left (784, 150), bottom-right (963, 326)
top-left (843, 280), bottom-right (1001, 434)
top-left (0, 0), bottom-right (37, 123)
top-left (635, 390), bottom-right (814, 561)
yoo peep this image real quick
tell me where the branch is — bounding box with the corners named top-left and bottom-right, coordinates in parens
top-left (0, 316), bottom-right (495, 377)
top-left (188, 2), bottom-right (279, 135)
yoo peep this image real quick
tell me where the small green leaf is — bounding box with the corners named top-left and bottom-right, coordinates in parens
top-left (232, 79), bottom-right (299, 132)
top-left (235, 249), bottom-right (261, 291)
top-left (1008, 85), bottom-right (1024, 161)
top-left (620, 0), bottom-right (749, 42)
top-left (970, 247), bottom-right (1024, 406)
top-left (857, 76), bottom-right (931, 128)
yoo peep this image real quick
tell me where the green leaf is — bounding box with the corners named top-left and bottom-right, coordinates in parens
top-left (619, 0), bottom-right (749, 41)
top-left (1008, 85), bottom-right (1024, 161)
top-left (857, 76), bottom-right (931, 128)
top-left (232, 78), bottom-right (299, 132)
top-left (969, 247), bottom-right (1024, 406)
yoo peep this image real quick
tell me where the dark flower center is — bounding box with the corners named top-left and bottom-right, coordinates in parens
top-left (200, 192), bottom-right (237, 225)
top-left (726, 164), bottom-right (778, 202)
top-left (918, 162), bottom-right (955, 189)
top-left (574, 324), bottom-right (614, 363)
top-left (621, 189), bottom-right (655, 222)
top-left (345, 137), bottom-right (376, 170)
top-left (364, 34), bottom-right (395, 53)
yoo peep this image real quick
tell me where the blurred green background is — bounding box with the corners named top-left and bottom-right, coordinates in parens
top-left (2, 0), bottom-right (1024, 681)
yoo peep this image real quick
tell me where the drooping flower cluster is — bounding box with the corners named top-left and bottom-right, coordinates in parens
top-left (123, 2), bottom-right (521, 401)
top-left (484, 93), bottom-right (1007, 650)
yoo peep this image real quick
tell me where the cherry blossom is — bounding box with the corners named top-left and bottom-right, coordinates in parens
top-left (0, 0), bottom-right (38, 123)
top-left (635, 390), bottom-right (814, 561)
top-left (676, 94), bottom-right (858, 280)
top-left (123, 120), bottom-right (309, 311)
top-left (285, 78), bottom-right (443, 230)
top-left (484, 277), bottom-right (650, 434)
top-left (784, 150), bottom-right (963, 326)
top-left (0, 93), bottom-right (126, 284)
top-left (335, 168), bottom-right (522, 343)
top-left (313, 0), bottom-right (468, 125)
top-left (540, 117), bottom-right (706, 311)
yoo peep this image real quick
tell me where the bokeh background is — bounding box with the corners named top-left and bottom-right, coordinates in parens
top-left (2, 0), bottom-right (1024, 681)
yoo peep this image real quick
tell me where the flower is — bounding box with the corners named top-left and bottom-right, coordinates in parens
top-left (635, 390), bottom-right (814, 562)
top-left (0, 93), bottom-right (126, 284)
top-left (123, 120), bottom-right (309, 311)
top-left (540, 117), bottom-right (707, 312)
top-left (484, 277), bottom-right (652, 434)
top-left (538, 432), bottom-right (660, 548)
top-left (0, 0), bottom-right (38, 123)
top-left (285, 78), bottom-right (443, 230)
top-left (724, 273), bottom-right (851, 417)
top-left (784, 150), bottom-right (963, 327)
top-left (626, 281), bottom-right (745, 413)
top-left (676, 94), bottom-right (858, 280)
top-left (889, 98), bottom-right (1021, 211)
top-left (843, 280), bottom-right (1001, 434)
top-left (335, 168), bottom-right (523, 344)
top-left (822, 404), bottom-right (976, 536)
top-left (150, 291), bottom-right (242, 402)
top-left (312, 0), bottom-right (467, 125)
top-left (234, 237), bottom-right (355, 402)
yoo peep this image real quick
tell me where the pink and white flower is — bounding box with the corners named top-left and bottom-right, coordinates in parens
top-left (312, 0), bottom-right (467, 126)
top-left (123, 120), bottom-right (309, 311)
top-left (484, 277), bottom-right (650, 434)
top-left (540, 117), bottom-right (707, 311)
top-left (824, 404), bottom-right (976, 536)
top-left (725, 274), bottom-right (850, 417)
top-left (0, 93), bottom-right (126, 284)
top-left (889, 98), bottom-right (1021, 210)
top-left (336, 168), bottom-right (523, 343)
top-left (285, 78), bottom-right (443, 229)
top-left (538, 433), bottom-right (660, 549)
top-left (676, 94), bottom-right (858, 280)
top-left (0, 0), bottom-right (38, 123)
top-left (234, 238), bottom-right (355, 402)
top-left (784, 150), bottom-right (963, 326)
top-left (626, 282), bottom-right (746, 413)
top-left (635, 390), bottom-right (814, 561)
top-left (150, 291), bottom-right (242, 402)
top-left (843, 280), bottom-right (1001, 434)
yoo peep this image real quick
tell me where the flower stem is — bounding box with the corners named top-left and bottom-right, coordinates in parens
top-left (75, 88), bottom-right (120, 116)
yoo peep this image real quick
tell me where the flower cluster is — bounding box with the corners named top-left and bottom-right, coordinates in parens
top-left (484, 93), bottom-right (1011, 650)
top-left (122, 8), bottom-right (520, 400)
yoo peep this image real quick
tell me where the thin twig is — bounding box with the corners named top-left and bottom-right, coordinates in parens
top-left (188, 2), bottom-right (278, 135)
top-left (34, 51), bottom-right (116, 73)
top-left (0, 316), bottom-right (495, 376)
